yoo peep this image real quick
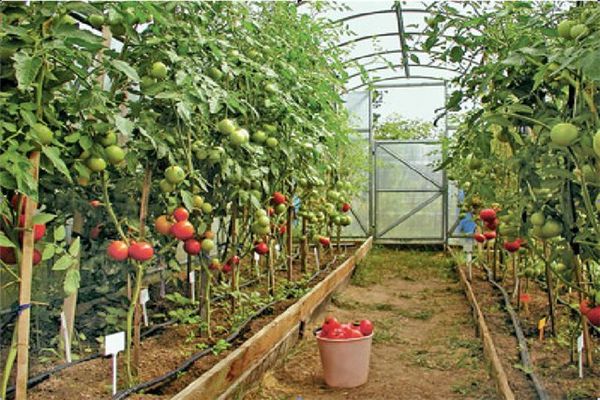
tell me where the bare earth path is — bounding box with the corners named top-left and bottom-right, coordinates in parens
top-left (246, 248), bottom-right (499, 400)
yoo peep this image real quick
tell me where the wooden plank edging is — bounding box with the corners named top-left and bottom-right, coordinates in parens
top-left (456, 265), bottom-right (515, 400)
top-left (172, 237), bottom-right (373, 400)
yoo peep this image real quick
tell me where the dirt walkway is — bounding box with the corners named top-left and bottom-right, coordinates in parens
top-left (246, 248), bottom-right (499, 400)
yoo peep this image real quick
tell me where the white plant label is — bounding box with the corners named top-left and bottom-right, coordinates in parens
top-left (275, 244), bottom-right (281, 258)
top-left (140, 288), bottom-right (150, 327)
top-left (60, 312), bottom-right (72, 363)
top-left (104, 331), bottom-right (125, 396)
top-left (463, 238), bottom-right (473, 252)
top-left (314, 247), bottom-right (320, 269)
top-left (189, 271), bottom-right (196, 302)
top-left (577, 333), bottom-right (584, 379)
top-left (253, 252), bottom-right (260, 262)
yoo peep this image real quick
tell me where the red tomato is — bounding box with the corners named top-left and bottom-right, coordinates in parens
top-left (503, 240), bottom-right (520, 253)
top-left (359, 319), bottom-right (374, 336)
top-left (319, 236), bottom-right (331, 247)
top-left (580, 300), bottom-right (592, 316)
top-left (321, 315), bottom-right (340, 336)
top-left (172, 207), bottom-right (189, 222)
top-left (341, 203), bottom-right (351, 213)
top-left (33, 248), bottom-right (42, 265)
top-left (267, 207), bottom-right (275, 216)
top-left (222, 263), bottom-right (232, 273)
top-left (107, 240), bottom-right (129, 261)
top-left (479, 208), bottom-right (496, 223)
top-left (0, 246), bottom-right (17, 264)
top-left (271, 192), bottom-right (286, 205)
top-left (587, 306), bottom-right (600, 326)
top-left (254, 242), bottom-right (269, 255)
top-left (278, 224), bottom-right (287, 235)
top-left (349, 328), bottom-right (363, 338)
top-left (128, 241), bottom-right (154, 262)
top-left (154, 215), bottom-right (173, 236)
top-left (89, 200), bottom-right (101, 208)
top-left (473, 233), bottom-right (486, 243)
top-left (483, 231), bottom-right (496, 240)
top-left (485, 218), bottom-right (499, 230)
top-left (327, 328), bottom-right (345, 340)
top-left (229, 255), bottom-right (240, 265)
top-left (33, 224), bottom-right (46, 241)
top-left (170, 220), bottom-right (195, 240)
top-left (184, 239), bottom-right (201, 255)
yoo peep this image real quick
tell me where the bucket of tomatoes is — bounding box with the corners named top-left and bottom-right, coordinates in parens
top-left (315, 315), bottom-right (373, 388)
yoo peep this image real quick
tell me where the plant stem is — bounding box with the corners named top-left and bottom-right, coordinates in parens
top-left (125, 262), bottom-right (143, 385)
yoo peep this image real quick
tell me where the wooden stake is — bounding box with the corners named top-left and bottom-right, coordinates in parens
top-left (268, 239), bottom-right (275, 296)
top-left (300, 217), bottom-right (307, 273)
top-left (230, 204), bottom-right (238, 313)
top-left (543, 241), bottom-right (556, 337)
top-left (574, 256), bottom-right (593, 366)
top-left (286, 204), bottom-right (293, 281)
top-left (15, 151), bottom-right (40, 400)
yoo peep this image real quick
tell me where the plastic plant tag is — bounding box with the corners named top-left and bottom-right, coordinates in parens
top-left (140, 288), bottom-right (150, 326)
top-left (60, 312), bottom-right (72, 363)
top-left (254, 252), bottom-right (260, 262)
top-left (314, 247), bottom-right (320, 269)
top-left (578, 333), bottom-right (584, 379)
top-left (189, 271), bottom-right (196, 302)
top-left (104, 331), bottom-right (125, 396)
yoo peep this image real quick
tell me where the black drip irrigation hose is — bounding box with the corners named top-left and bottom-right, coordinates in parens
top-left (4, 278), bottom-right (259, 398)
top-left (481, 265), bottom-right (550, 400)
top-left (112, 300), bottom-right (278, 400)
top-left (113, 254), bottom-right (341, 400)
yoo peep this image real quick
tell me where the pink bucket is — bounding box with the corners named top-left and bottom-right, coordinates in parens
top-left (316, 332), bottom-right (373, 388)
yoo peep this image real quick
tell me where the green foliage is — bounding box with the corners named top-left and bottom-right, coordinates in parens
top-left (374, 113), bottom-right (439, 140)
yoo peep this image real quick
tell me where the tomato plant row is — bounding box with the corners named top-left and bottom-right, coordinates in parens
top-left (0, 1), bottom-right (360, 395)
top-left (425, 1), bottom-right (600, 367)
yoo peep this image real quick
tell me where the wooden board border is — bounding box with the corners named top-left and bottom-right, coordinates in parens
top-left (172, 237), bottom-right (373, 400)
top-left (456, 265), bottom-right (515, 400)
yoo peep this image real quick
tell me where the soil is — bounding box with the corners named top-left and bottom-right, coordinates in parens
top-left (246, 248), bottom-right (498, 400)
top-left (469, 249), bottom-right (600, 400)
top-left (24, 247), bottom-right (348, 400)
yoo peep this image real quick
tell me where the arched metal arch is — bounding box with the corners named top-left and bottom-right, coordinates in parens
top-left (333, 8), bottom-right (429, 24)
top-left (343, 49), bottom-right (477, 69)
top-left (347, 63), bottom-right (460, 81)
top-left (348, 75), bottom-right (447, 92)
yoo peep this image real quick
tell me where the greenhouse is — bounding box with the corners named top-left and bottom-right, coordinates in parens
top-left (1, 1), bottom-right (600, 399)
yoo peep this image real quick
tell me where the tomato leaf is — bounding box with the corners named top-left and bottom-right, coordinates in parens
top-left (115, 115), bottom-right (134, 137)
top-left (180, 189), bottom-right (194, 211)
top-left (111, 60), bottom-right (140, 82)
top-left (68, 237), bottom-right (80, 257)
top-left (13, 52), bottom-right (42, 91)
top-left (52, 254), bottom-right (73, 271)
top-left (54, 225), bottom-right (66, 242)
top-left (64, 268), bottom-right (80, 295)
top-left (42, 146), bottom-right (73, 183)
top-left (42, 244), bottom-right (55, 261)
top-left (0, 232), bottom-right (15, 248)
top-left (33, 213), bottom-right (56, 225)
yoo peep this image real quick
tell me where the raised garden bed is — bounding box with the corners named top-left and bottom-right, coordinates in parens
top-left (19, 238), bottom-right (371, 400)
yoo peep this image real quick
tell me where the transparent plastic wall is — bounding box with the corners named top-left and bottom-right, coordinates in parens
top-left (341, 91), bottom-right (371, 238)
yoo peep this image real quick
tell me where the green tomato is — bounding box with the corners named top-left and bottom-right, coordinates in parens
top-left (201, 239), bottom-right (215, 252)
top-left (201, 202), bottom-right (213, 214)
top-left (150, 61), bottom-right (168, 79)
top-left (570, 24), bottom-right (589, 39)
top-left (193, 195), bottom-right (204, 208)
top-left (265, 137), bottom-right (278, 148)
top-left (165, 165), bottom-right (185, 184)
top-left (100, 131), bottom-right (117, 146)
top-left (541, 219), bottom-right (562, 239)
top-left (105, 145), bottom-right (126, 164)
top-left (530, 212), bottom-right (545, 226)
top-left (255, 209), bottom-right (267, 218)
top-left (217, 118), bottom-right (237, 135)
top-left (31, 123), bottom-right (54, 145)
top-left (257, 215), bottom-right (270, 227)
top-left (230, 128), bottom-right (249, 146)
top-left (159, 179), bottom-right (175, 193)
top-left (207, 66), bottom-right (223, 80)
top-left (557, 20), bottom-right (574, 39)
top-left (88, 14), bottom-right (105, 29)
top-left (252, 130), bottom-right (267, 144)
top-left (275, 203), bottom-right (287, 215)
top-left (550, 123), bottom-right (578, 146)
top-left (86, 157), bottom-right (107, 173)
top-left (263, 124), bottom-right (277, 134)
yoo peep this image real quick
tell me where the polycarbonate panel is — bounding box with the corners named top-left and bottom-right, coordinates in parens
top-left (375, 143), bottom-right (442, 191)
top-left (342, 188), bottom-right (370, 237)
top-left (343, 91), bottom-right (370, 131)
top-left (376, 192), bottom-right (443, 239)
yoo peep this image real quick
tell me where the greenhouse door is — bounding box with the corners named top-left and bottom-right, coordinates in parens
top-left (373, 140), bottom-right (447, 243)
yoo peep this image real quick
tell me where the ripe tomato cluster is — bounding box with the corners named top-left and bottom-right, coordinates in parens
top-left (318, 315), bottom-right (373, 340)
top-left (107, 240), bottom-right (154, 262)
